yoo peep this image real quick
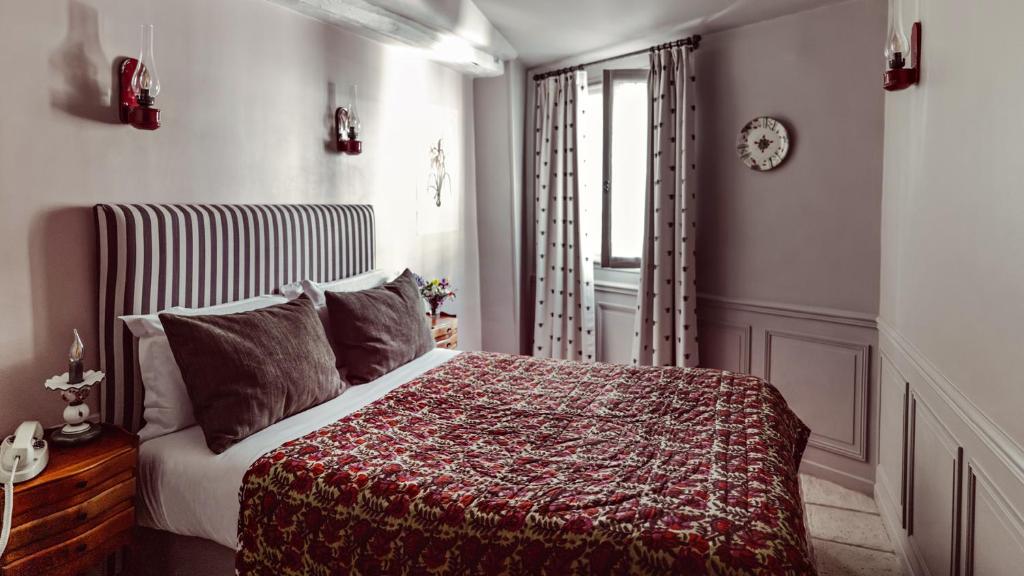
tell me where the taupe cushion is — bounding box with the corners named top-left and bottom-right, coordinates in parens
top-left (160, 297), bottom-right (342, 453)
top-left (325, 269), bottom-right (435, 385)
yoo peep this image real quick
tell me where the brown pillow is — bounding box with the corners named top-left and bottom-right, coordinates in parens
top-left (160, 297), bottom-right (342, 453)
top-left (325, 269), bottom-right (435, 385)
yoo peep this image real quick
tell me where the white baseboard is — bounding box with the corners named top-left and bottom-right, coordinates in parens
top-left (801, 458), bottom-right (874, 494)
top-left (874, 467), bottom-right (919, 576)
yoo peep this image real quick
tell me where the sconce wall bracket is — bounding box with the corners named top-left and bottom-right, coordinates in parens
top-left (334, 107), bottom-right (362, 155)
top-left (119, 58), bottom-right (161, 130)
top-left (884, 22), bottom-right (921, 91)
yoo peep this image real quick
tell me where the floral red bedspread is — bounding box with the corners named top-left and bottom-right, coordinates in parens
top-left (237, 352), bottom-right (814, 575)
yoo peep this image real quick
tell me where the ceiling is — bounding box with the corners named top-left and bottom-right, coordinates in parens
top-left (474, 0), bottom-right (853, 67)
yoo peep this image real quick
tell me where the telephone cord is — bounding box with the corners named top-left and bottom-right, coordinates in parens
top-left (0, 455), bottom-right (19, 557)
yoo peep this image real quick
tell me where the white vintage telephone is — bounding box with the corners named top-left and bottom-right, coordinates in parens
top-left (0, 421), bottom-right (49, 556)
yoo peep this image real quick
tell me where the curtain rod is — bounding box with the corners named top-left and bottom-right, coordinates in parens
top-left (532, 34), bottom-right (701, 81)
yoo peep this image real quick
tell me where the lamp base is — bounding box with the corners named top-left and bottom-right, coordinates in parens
top-left (130, 106), bottom-right (161, 130)
top-left (51, 421), bottom-right (102, 445)
top-left (883, 67), bottom-right (918, 91)
top-left (344, 139), bottom-right (363, 155)
top-left (336, 138), bottom-right (362, 155)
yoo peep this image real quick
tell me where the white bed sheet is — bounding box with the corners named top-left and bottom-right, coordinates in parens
top-left (137, 348), bottom-right (460, 550)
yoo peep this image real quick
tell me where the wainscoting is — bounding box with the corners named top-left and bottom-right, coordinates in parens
top-left (874, 322), bottom-right (1024, 576)
top-left (594, 281), bottom-right (879, 493)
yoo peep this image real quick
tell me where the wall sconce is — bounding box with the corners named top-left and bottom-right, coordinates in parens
top-left (120, 24), bottom-right (161, 130)
top-left (883, 0), bottom-right (921, 91)
top-left (335, 85), bottom-right (362, 154)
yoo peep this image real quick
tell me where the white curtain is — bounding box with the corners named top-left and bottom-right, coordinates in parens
top-left (532, 70), bottom-right (597, 361)
top-left (632, 46), bottom-right (699, 368)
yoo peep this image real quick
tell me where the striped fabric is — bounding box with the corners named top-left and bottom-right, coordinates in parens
top-left (95, 204), bottom-right (375, 432)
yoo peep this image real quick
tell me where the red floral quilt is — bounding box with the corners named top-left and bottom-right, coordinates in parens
top-left (237, 352), bottom-right (813, 575)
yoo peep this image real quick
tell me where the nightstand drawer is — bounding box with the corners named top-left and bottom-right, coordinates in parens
top-left (432, 324), bottom-right (456, 341)
top-left (6, 478), bottom-right (135, 557)
top-left (12, 448), bottom-right (135, 523)
top-left (1, 506), bottom-right (134, 576)
top-left (429, 314), bottom-right (457, 348)
top-left (436, 335), bottom-right (458, 349)
top-left (0, 425), bottom-right (137, 576)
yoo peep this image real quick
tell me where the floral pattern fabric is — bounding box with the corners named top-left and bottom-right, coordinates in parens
top-left (237, 352), bottom-right (814, 575)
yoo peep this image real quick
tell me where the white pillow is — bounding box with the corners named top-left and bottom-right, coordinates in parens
top-left (121, 294), bottom-right (289, 442)
top-left (278, 280), bottom-right (305, 300)
top-left (300, 269), bottom-right (402, 307)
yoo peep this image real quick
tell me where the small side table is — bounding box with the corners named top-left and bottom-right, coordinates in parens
top-left (428, 313), bottom-right (458, 350)
top-left (0, 425), bottom-right (137, 576)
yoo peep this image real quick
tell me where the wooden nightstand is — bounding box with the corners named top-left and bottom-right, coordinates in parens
top-left (429, 313), bottom-right (458, 350)
top-left (1, 425), bottom-right (137, 576)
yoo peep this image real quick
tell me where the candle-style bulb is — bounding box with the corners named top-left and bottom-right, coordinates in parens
top-left (70, 329), bottom-right (84, 361)
top-left (69, 329), bottom-right (85, 384)
top-left (337, 108), bottom-right (350, 140)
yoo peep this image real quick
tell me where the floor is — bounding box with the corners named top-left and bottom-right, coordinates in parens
top-left (801, 474), bottom-right (906, 576)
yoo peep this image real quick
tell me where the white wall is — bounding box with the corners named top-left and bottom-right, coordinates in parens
top-left (473, 60), bottom-right (524, 353)
top-left (880, 0), bottom-right (1024, 451)
top-left (876, 1), bottom-right (1024, 573)
top-left (696, 0), bottom-right (885, 315)
top-left (0, 0), bottom-right (481, 434)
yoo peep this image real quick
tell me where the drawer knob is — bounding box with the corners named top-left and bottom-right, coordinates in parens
top-left (75, 542), bottom-right (87, 553)
top-left (75, 480), bottom-right (88, 489)
top-left (76, 510), bottom-right (88, 521)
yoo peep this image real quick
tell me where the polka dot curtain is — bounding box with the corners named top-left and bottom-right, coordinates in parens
top-left (631, 46), bottom-right (699, 368)
top-left (532, 70), bottom-right (597, 361)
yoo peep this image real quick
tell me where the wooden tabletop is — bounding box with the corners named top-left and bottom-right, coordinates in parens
top-left (12, 425), bottom-right (137, 495)
top-left (428, 313), bottom-right (456, 327)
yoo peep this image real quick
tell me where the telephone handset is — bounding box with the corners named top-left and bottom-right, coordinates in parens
top-left (1, 422), bottom-right (49, 483)
top-left (0, 421), bottom-right (49, 556)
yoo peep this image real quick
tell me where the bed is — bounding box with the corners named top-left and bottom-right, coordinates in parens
top-left (96, 203), bottom-right (815, 575)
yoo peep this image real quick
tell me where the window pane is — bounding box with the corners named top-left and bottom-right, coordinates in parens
top-left (580, 84), bottom-right (603, 262)
top-left (609, 76), bottom-right (647, 263)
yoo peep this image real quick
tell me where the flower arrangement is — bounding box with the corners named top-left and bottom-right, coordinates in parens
top-left (415, 274), bottom-right (456, 318)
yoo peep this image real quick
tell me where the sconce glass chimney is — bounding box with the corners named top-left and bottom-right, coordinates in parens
top-left (885, 0), bottom-right (909, 69)
top-left (131, 24), bottom-right (161, 106)
top-left (347, 85), bottom-right (361, 140)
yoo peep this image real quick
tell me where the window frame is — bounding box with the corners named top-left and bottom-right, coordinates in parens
top-left (600, 68), bottom-right (648, 269)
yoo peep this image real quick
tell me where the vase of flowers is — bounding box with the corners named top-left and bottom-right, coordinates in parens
top-left (415, 274), bottom-right (456, 320)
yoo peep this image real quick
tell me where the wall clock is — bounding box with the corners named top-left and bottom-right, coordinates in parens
top-left (736, 117), bottom-right (790, 171)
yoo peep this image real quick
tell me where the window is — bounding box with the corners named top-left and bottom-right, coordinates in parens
top-left (579, 70), bottom-right (649, 269)
top-left (580, 82), bottom-right (604, 263)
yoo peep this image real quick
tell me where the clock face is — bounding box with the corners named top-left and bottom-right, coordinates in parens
top-left (736, 117), bottom-right (790, 171)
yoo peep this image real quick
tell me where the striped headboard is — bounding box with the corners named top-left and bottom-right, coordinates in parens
top-left (96, 204), bottom-right (375, 432)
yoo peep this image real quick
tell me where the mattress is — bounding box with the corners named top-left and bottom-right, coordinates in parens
top-left (137, 348), bottom-right (461, 549)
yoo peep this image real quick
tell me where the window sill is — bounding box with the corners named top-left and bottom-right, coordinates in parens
top-left (594, 265), bottom-right (639, 294)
